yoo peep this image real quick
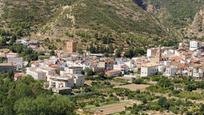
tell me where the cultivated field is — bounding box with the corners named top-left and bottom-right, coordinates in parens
top-left (115, 84), bottom-right (150, 91)
top-left (94, 100), bottom-right (140, 115)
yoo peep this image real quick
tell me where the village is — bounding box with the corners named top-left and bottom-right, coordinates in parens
top-left (0, 38), bottom-right (204, 94)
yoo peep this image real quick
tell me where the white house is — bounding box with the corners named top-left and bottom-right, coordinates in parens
top-left (147, 48), bottom-right (157, 58)
top-left (60, 71), bottom-right (85, 87)
top-left (7, 57), bottom-right (24, 70)
top-left (189, 41), bottom-right (200, 51)
top-left (37, 67), bottom-right (56, 78)
top-left (192, 67), bottom-right (204, 79)
top-left (140, 65), bottom-right (158, 77)
top-left (124, 60), bottom-right (136, 71)
top-left (26, 67), bottom-right (47, 80)
top-left (163, 66), bottom-right (177, 77)
top-left (61, 66), bottom-right (85, 87)
top-left (49, 56), bottom-right (59, 64)
top-left (64, 66), bottom-right (83, 74)
top-left (48, 76), bottom-right (74, 89)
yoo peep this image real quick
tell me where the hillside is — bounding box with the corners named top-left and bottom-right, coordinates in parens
top-left (144, 0), bottom-right (204, 39)
top-left (186, 7), bottom-right (204, 39)
top-left (1, 0), bottom-right (204, 47)
top-left (145, 0), bottom-right (204, 29)
top-left (0, 0), bottom-right (179, 49)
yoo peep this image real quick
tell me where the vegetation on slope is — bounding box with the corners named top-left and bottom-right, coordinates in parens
top-left (0, 0), bottom-right (178, 50)
top-left (146, 0), bottom-right (204, 29)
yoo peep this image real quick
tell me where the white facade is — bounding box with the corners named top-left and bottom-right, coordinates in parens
top-left (163, 66), bottom-right (177, 77)
top-left (48, 76), bottom-right (74, 89)
top-left (113, 64), bottom-right (129, 72)
top-left (60, 66), bottom-right (85, 87)
top-left (124, 60), bottom-right (136, 70)
top-left (64, 67), bottom-right (83, 74)
top-left (73, 74), bottom-right (85, 87)
top-left (55, 72), bottom-right (84, 87)
top-left (49, 56), bottom-right (58, 64)
top-left (193, 68), bottom-right (204, 79)
top-left (6, 53), bottom-right (18, 58)
top-left (147, 49), bottom-right (153, 58)
top-left (7, 57), bottom-right (24, 70)
top-left (26, 67), bottom-right (46, 80)
top-left (147, 48), bottom-right (158, 58)
top-left (37, 67), bottom-right (56, 77)
top-left (190, 41), bottom-right (199, 51)
top-left (140, 66), bottom-right (158, 77)
top-left (158, 65), bottom-right (165, 73)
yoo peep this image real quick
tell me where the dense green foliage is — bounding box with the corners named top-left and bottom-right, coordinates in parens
top-left (124, 47), bottom-right (146, 58)
top-left (0, 30), bottom-right (38, 62)
top-left (0, 74), bottom-right (76, 115)
top-left (9, 44), bottom-right (39, 61)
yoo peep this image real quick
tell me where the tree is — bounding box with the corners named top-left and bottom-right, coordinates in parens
top-left (77, 48), bottom-right (83, 54)
top-left (9, 44), bottom-right (39, 61)
top-left (200, 104), bottom-right (204, 114)
top-left (50, 50), bottom-right (55, 56)
top-left (14, 97), bottom-right (34, 114)
top-left (135, 47), bottom-right (146, 56)
top-left (158, 97), bottom-right (170, 109)
top-left (158, 78), bottom-right (173, 89)
top-left (0, 57), bottom-right (5, 63)
top-left (133, 78), bottom-right (145, 84)
top-left (84, 68), bottom-right (95, 76)
top-left (185, 83), bottom-right (197, 91)
top-left (124, 48), bottom-right (137, 58)
top-left (0, 35), bottom-right (6, 46)
top-left (50, 95), bottom-right (75, 115)
top-left (115, 48), bottom-right (122, 57)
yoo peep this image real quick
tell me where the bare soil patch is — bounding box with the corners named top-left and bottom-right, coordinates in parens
top-left (115, 84), bottom-right (150, 91)
top-left (94, 100), bottom-right (140, 115)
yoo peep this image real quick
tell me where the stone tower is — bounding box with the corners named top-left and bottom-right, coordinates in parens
top-left (65, 40), bottom-right (77, 54)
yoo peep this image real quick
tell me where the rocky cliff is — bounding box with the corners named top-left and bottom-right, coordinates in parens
top-left (187, 7), bottom-right (204, 38)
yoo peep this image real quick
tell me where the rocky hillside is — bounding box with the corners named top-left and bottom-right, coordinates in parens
top-left (145, 0), bottom-right (204, 28)
top-left (145, 0), bottom-right (204, 39)
top-left (186, 7), bottom-right (204, 39)
top-left (1, 0), bottom-right (204, 43)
